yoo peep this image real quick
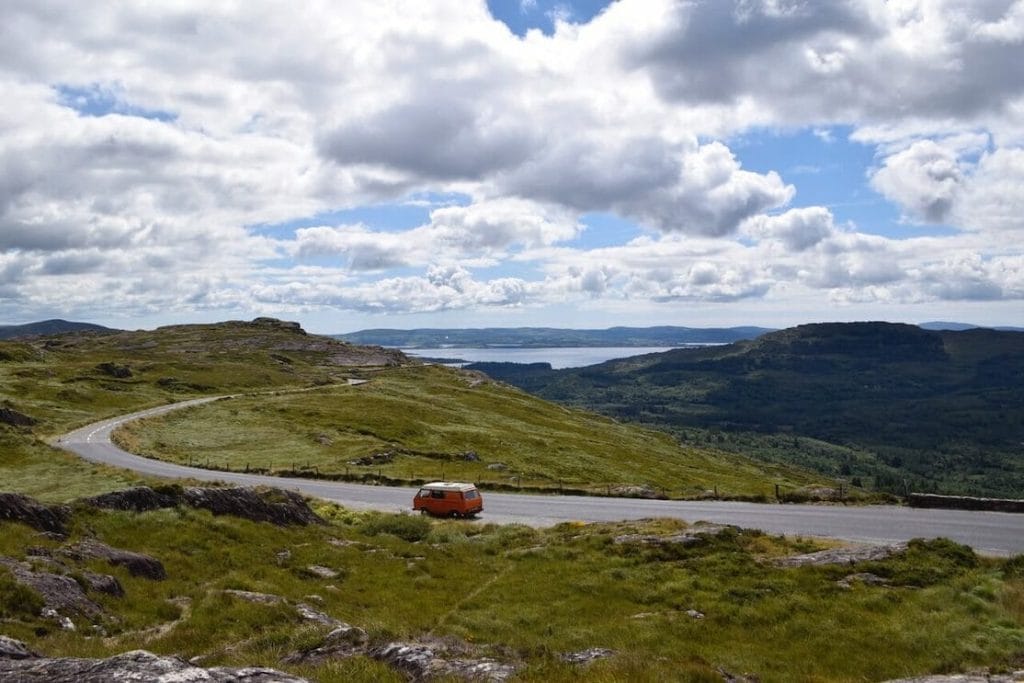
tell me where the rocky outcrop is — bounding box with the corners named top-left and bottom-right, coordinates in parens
top-left (222, 590), bottom-right (344, 628)
top-left (560, 648), bottom-right (615, 665)
top-left (82, 486), bottom-right (325, 526)
top-left (0, 557), bottom-right (102, 618)
top-left (251, 317), bottom-right (306, 334)
top-left (773, 543), bottom-right (907, 568)
top-left (613, 523), bottom-right (737, 548)
top-left (285, 630), bottom-right (518, 681)
top-left (0, 636), bottom-right (38, 660)
top-left (836, 572), bottom-right (889, 589)
top-left (0, 407), bottom-right (36, 427)
top-left (82, 487), bottom-right (177, 512)
top-left (21, 548), bottom-right (125, 597)
top-left (369, 642), bottom-right (518, 682)
top-left (0, 648), bottom-right (309, 682)
top-left (95, 362), bottom-right (132, 378)
top-left (60, 539), bottom-right (166, 580)
top-left (0, 493), bottom-right (69, 534)
top-left (180, 487), bottom-right (325, 526)
top-left (282, 624), bottom-right (369, 664)
top-left (609, 485), bottom-right (662, 499)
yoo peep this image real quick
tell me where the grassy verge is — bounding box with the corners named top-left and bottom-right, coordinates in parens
top-left (1, 507), bottom-right (1022, 681)
top-left (114, 365), bottom-right (835, 500)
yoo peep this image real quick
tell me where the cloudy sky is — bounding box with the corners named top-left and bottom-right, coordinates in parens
top-left (2, 0), bottom-right (1022, 333)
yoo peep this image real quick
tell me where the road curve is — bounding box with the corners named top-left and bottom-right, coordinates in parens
top-left (56, 397), bottom-right (1024, 556)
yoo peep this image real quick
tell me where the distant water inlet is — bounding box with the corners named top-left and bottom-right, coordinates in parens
top-left (401, 346), bottom-right (694, 369)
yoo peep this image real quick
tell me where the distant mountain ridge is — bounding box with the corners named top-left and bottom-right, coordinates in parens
top-left (0, 319), bottom-right (118, 340)
top-left (468, 321), bottom-right (1024, 498)
top-left (919, 321), bottom-right (1024, 332)
top-left (335, 325), bottom-right (775, 348)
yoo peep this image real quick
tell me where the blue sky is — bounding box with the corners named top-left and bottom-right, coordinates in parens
top-left (1, 1), bottom-right (1022, 332)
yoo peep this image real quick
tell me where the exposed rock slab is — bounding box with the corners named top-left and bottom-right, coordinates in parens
top-left (560, 648), bottom-right (615, 665)
top-left (773, 543), bottom-right (907, 568)
top-left (370, 641), bottom-right (518, 682)
top-left (836, 572), bottom-right (890, 589)
top-left (0, 649), bottom-right (309, 682)
top-left (82, 487), bottom-right (176, 512)
top-left (221, 590), bottom-right (344, 627)
top-left (0, 493), bottom-right (69, 535)
top-left (181, 487), bottom-right (325, 526)
top-left (0, 556), bottom-right (102, 618)
top-left (286, 631), bottom-right (518, 681)
top-left (60, 539), bottom-right (166, 580)
top-left (613, 523), bottom-right (737, 548)
top-left (0, 636), bottom-right (38, 661)
top-left (82, 486), bottom-right (325, 526)
top-left (0, 407), bottom-right (36, 427)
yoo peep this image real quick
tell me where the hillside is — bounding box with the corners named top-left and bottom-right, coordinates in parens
top-left (0, 318), bottom-right (118, 340)
top-left (470, 322), bottom-right (1024, 498)
top-left (0, 318), bottom-right (406, 499)
top-left (114, 363), bottom-right (826, 500)
top-left (335, 325), bottom-right (773, 348)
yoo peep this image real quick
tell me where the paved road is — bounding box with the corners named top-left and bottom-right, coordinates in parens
top-left (57, 397), bottom-right (1024, 556)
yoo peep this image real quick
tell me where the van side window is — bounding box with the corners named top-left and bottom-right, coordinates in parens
top-left (431, 490), bottom-right (445, 499)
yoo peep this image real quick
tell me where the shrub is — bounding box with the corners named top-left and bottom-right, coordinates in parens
top-left (1003, 554), bottom-right (1024, 579)
top-left (361, 513), bottom-right (431, 542)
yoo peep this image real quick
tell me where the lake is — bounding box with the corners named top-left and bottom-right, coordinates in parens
top-left (400, 346), bottom-right (687, 369)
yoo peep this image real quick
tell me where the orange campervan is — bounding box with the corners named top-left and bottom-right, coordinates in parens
top-left (412, 482), bottom-right (483, 518)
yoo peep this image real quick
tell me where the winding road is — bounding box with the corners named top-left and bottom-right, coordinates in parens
top-left (56, 396), bottom-right (1024, 556)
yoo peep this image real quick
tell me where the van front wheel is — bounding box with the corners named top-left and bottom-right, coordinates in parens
top-left (449, 511), bottom-right (461, 519)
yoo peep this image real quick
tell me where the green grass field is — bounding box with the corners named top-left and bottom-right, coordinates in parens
top-left (2, 507), bottom-right (1022, 682)
top-left (114, 364), bottom-right (831, 499)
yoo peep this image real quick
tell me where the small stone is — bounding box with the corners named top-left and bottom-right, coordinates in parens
top-left (324, 624), bottom-right (369, 648)
top-left (560, 648), bottom-right (615, 665)
top-left (223, 589), bottom-right (285, 605)
top-left (837, 572), bottom-right (890, 589)
top-left (685, 609), bottom-right (705, 619)
top-left (295, 603), bottom-right (343, 627)
top-left (486, 463), bottom-right (508, 472)
top-left (305, 565), bottom-right (339, 579)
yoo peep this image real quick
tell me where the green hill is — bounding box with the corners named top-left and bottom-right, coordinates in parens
top-left (0, 318), bottom-right (118, 340)
top-left (0, 318), bottom-right (405, 499)
top-left (469, 322), bottom-right (1024, 498)
top-left (114, 364), bottom-right (826, 499)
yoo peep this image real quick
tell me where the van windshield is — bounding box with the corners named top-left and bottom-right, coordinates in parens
top-left (464, 490), bottom-right (478, 500)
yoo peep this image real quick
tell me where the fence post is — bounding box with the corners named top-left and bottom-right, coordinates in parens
top-left (775, 483), bottom-right (780, 501)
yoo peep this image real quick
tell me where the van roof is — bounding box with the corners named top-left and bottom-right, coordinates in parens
top-left (420, 481), bottom-right (477, 492)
